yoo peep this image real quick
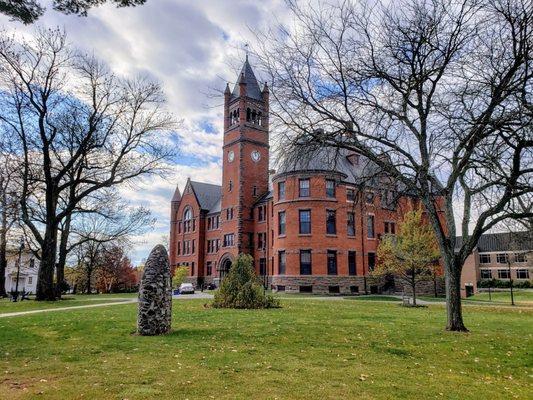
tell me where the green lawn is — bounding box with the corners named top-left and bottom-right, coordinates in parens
top-left (464, 289), bottom-right (533, 305)
top-left (0, 293), bottom-right (136, 313)
top-left (0, 299), bottom-right (531, 400)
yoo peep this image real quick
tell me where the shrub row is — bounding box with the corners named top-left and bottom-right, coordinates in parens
top-left (477, 279), bottom-right (531, 288)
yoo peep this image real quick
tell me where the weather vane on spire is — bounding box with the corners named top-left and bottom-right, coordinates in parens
top-left (244, 43), bottom-right (249, 61)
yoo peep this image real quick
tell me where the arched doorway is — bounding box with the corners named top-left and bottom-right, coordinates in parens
top-left (217, 253), bottom-right (234, 283)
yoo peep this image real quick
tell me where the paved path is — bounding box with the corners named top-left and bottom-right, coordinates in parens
top-left (0, 299), bottom-right (137, 319)
top-left (0, 293), bottom-right (216, 319)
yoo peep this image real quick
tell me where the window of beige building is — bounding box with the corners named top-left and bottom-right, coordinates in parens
top-left (479, 254), bottom-right (491, 264)
top-left (516, 269), bottom-right (530, 279)
top-left (496, 253), bottom-right (508, 264)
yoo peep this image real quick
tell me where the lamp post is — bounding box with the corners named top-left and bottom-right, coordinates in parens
top-left (13, 236), bottom-right (24, 302)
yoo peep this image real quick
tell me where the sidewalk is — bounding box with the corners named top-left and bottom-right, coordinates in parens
top-left (0, 298), bottom-right (137, 319)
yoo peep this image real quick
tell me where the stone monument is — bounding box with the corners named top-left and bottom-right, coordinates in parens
top-left (137, 245), bottom-right (172, 335)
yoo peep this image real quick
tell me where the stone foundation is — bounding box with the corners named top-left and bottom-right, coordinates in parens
top-left (271, 275), bottom-right (383, 295)
top-left (401, 278), bottom-right (445, 296)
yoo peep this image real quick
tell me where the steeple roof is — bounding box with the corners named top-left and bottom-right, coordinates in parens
top-left (231, 56), bottom-right (263, 101)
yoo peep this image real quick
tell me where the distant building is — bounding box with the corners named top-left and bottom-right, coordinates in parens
top-left (168, 57), bottom-right (446, 295)
top-left (459, 231), bottom-right (532, 297)
top-left (3, 250), bottom-right (39, 295)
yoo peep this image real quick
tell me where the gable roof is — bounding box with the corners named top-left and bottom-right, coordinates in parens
top-left (456, 231), bottom-right (533, 252)
top-left (231, 57), bottom-right (263, 101)
top-left (189, 181), bottom-right (222, 212)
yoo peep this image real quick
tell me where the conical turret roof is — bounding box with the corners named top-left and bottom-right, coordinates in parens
top-left (231, 56), bottom-right (263, 101)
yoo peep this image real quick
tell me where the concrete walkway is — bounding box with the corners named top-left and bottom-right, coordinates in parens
top-left (0, 293), bottom-right (216, 319)
top-left (0, 298), bottom-right (137, 319)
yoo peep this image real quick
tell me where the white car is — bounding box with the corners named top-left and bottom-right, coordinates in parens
top-left (179, 283), bottom-right (195, 294)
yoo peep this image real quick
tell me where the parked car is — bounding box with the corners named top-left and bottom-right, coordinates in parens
top-left (179, 283), bottom-right (195, 294)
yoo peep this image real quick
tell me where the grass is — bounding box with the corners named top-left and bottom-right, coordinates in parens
top-left (0, 293), bottom-right (136, 313)
top-left (464, 289), bottom-right (533, 305)
top-left (1, 298), bottom-right (531, 399)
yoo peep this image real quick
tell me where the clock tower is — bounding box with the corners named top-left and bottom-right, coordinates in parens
top-left (220, 56), bottom-right (270, 261)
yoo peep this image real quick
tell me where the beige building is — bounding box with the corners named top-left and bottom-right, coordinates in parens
top-left (459, 231), bottom-right (532, 297)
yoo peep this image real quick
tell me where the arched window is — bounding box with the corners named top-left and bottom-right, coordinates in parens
top-left (183, 207), bottom-right (193, 232)
top-left (229, 180), bottom-right (233, 192)
top-left (252, 110), bottom-right (257, 123)
top-left (257, 112), bottom-right (262, 126)
top-left (246, 108), bottom-right (251, 122)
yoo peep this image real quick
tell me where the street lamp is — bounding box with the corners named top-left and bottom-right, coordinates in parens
top-left (12, 236), bottom-right (24, 302)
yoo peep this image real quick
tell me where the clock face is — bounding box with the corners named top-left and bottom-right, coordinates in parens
top-left (228, 150), bottom-right (235, 162)
top-left (251, 150), bottom-right (261, 162)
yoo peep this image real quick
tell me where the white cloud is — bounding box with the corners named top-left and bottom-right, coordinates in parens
top-left (0, 0), bottom-right (287, 263)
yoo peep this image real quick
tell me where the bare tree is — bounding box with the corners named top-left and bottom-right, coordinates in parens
top-left (69, 201), bottom-right (152, 294)
top-left (0, 146), bottom-right (20, 297)
top-left (255, 0), bottom-right (532, 330)
top-left (55, 189), bottom-right (154, 295)
top-left (0, 29), bottom-right (176, 300)
top-left (0, 0), bottom-right (147, 24)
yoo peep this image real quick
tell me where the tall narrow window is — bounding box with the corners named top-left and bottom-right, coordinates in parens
top-left (206, 262), bottom-right (212, 276)
top-left (300, 250), bottom-right (312, 275)
top-left (299, 178), bottom-right (310, 197)
top-left (327, 250), bottom-right (337, 275)
top-left (346, 188), bottom-right (356, 202)
top-left (367, 215), bottom-right (375, 238)
top-left (326, 179), bottom-right (335, 198)
top-left (259, 258), bottom-right (267, 275)
top-left (278, 211), bottom-right (286, 235)
top-left (224, 234), bottom-right (234, 247)
top-left (299, 210), bottom-right (311, 234)
top-left (183, 208), bottom-right (192, 233)
top-left (347, 212), bottom-right (355, 236)
top-left (368, 252), bottom-right (376, 271)
top-left (348, 251), bottom-right (356, 275)
top-left (278, 251), bottom-right (286, 275)
top-left (253, 186), bottom-right (257, 196)
top-left (278, 181), bottom-right (286, 200)
top-left (326, 210), bottom-right (336, 235)
top-left (228, 180), bottom-right (233, 192)
top-left (177, 242), bottom-right (181, 255)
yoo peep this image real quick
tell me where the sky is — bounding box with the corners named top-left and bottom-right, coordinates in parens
top-left (0, 0), bottom-right (290, 264)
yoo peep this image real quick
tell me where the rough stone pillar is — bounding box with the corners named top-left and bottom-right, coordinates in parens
top-left (137, 245), bottom-right (172, 335)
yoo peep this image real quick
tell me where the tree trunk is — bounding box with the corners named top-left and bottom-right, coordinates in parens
top-left (0, 234), bottom-right (7, 298)
top-left (411, 278), bottom-right (417, 306)
top-left (444, 256), bottom-right (468, 332)
top-left (36, 224), bottom-right (58, 301)
top-left (0, 204), bottom-right (7, 297)
top-left (86, 264), bottom-right (93, 294)
top-left (55, 214), bottom-right (72, 299)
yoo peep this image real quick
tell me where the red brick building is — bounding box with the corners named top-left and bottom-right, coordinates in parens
top-left (169, 58), bottom-right (439, 294)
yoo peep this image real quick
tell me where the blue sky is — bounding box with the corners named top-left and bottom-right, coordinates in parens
top-left (0, 0), bottom-right (289, 264)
